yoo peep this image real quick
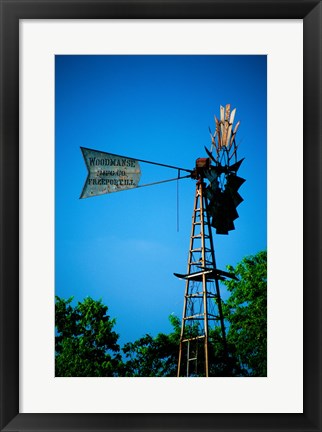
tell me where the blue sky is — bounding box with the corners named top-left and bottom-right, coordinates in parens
top-left (55, 55), bottom-right (267, 347)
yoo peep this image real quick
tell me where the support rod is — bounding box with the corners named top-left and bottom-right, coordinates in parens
top-left (80, 147), bottom-right (193, 173)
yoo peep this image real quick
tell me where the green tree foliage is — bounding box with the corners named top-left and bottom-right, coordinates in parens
top-left (223, 250), bottom-right (267, 376)
top-left (55, 251), bottom-right (267, 377)
top-left (121, 314), bottom-right (181, 377)
top-left (120, 316), bottom-right (241, 377)
top-left (208, 327), bottom-right (244, 377)
top-left (55, 296), bottom-right (121, 377)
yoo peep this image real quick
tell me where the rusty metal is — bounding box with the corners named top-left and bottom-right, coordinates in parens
top-left (229, 120), bottom-right (240, 149)
top-left (211, 106), bottom-right (240, 162)
top-left (174, 268), bottom-right (237, 282)
top-left (80, 147), bottom-right (142, 198)
top-left (215, 116), bottom-right (222, 150)
top-left (226, 107), bottom-right (236, 147)
top-left (220, 106), bottom-right (225, 142)
top-left (223, 104), bottom-right (230, 146)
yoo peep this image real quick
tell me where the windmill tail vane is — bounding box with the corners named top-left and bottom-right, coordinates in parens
top-left (79, 104), bottom-right (245, 377)
top-left (79, 147), bottom-right (193, 199)
top-left (80, 104), bottom-right (245, 234)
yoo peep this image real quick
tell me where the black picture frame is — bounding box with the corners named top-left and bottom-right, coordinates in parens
top-left (1, 1), bottom-right (321, 431)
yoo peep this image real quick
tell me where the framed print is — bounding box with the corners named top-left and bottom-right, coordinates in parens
top-left (1, 1), bottom-right (321, 431)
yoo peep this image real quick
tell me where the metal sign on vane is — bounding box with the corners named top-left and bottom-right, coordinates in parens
top-left (80, 147), bottom-right (141, 198)
top-left (80, 147), bottom-right (192, 199)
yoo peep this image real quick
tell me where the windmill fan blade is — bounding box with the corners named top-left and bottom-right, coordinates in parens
top-left (205, 181), bottom-right (224, 201)
top-left (206, 174), bottom-right (244, 235)
top-left (226, 174), bottom-right (246, 191)
top-left (214, 116), bottom-right (222, 149)
top-left (220, 191), bottom-right (239, 221)
top-left (204, 149), bottom-right (226, 176)
top-left (230, 192), bottom-right (244, 207)
top-left (228, 158), bottom-right (245, 173)
top-left (226, 108), bottom-right (236, 146)
top-left (204, 146), bottom-right (217, 164)
top-left (204, 186), bottom-right (215, 201)
top-left (229, 108), bottom-right (236, 125)
top-left (229, 121), bottom-right (240, 148)
top-left (212, 224), bottom-right (228, 235)
top-left (233, 120), bottom-right (240, 134)
top-left (226, 202), bottom-right (239, 221)
top-left (225, 175), bottom-right (245, 209)
top-left (220, 105), bottom-right (225, 122)
top-left (225, 104), bottom-right (231, 121)
top-left (204, 168), bottom-right (219, 183)
top-left (217, 225), bottom-right (235, 235)
top-left (211, 215), bottom-right (235, 235)
top-left (208, 192), bottom-right (238, 234)
top-left (207, 194), bottom-right (223, 218)
top-left (222, 104), bottom-right (231, 146)
top-left (223, 119), bottom-right (229, 146)
top-left (208, 192), bottom-right (234, 218)
top-left (220, 107), bottom-right (225, 140)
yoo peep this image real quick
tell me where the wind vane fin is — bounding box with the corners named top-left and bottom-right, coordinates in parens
top-left (80, 147), bottom-right (141, 198)
top-left (80, 147), bottom-right (192, 199)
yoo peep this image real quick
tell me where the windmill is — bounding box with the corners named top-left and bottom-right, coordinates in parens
top-left (80, 104), bottom-right (245, 377)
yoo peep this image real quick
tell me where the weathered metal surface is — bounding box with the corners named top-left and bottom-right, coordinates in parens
top-left (214, 116), bottom-right (222, 149)
top-left (220, 105), bottom-right (225, 140)
top-left (226, 107), bottom-right (236, 146)
top-left (80, 147), bottom-right (141, 198)
top-left (220, 105), bottom-right (225, 123)
top-left (210, 106), bottom-right (240, 160)
top-left (229, 157), bottom-right (244, 172)
top-left (225, 103), bottom-right (231, 121)
top-left (174, 268), bottom-right (237, 281)
top-left (233, 119), bottom-right (240, 134)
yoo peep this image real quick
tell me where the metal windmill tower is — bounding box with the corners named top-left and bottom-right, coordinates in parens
top-left (174, 104), bottom-right (244, 377)
top-left (80, 104), bottom-right (245, 377)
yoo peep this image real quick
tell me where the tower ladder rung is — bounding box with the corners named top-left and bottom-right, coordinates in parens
top-left (182, 335), bottom-right (205, 343)
top-left (189, 260), bottom-right (212, 266)
top-left (192, 234), bottom-right (209, 239)
top-left (184, 316), bottom-right (220, 321)
top-left (186, 293), bottom-right (218, 299)
top-left (183, 314), bottom-right (204, 320)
